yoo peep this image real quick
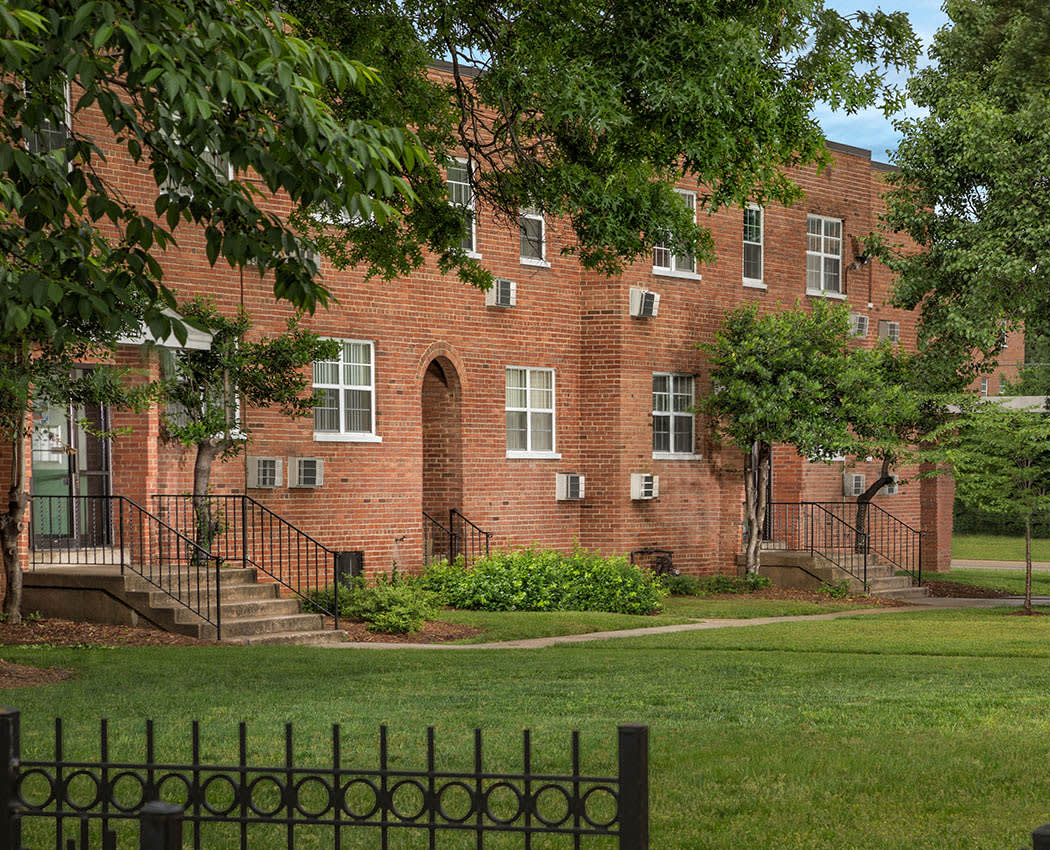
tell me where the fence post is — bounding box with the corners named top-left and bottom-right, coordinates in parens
top-left (240, 496), bottom-right (248, 572)
top-left (0, 707), bottom-right (22, 850)
top-left (140, 800), bottom-right (184, 850)
top-left (618, 724), bottom-right (649, 850)
top-left (1033, 824), bottom-right (1050, 849)
top-left (214, 557), bottom-right (222, 642)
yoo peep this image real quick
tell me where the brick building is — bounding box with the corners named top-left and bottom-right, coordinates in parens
top-left (18, 93), bottom-right (1020, 587)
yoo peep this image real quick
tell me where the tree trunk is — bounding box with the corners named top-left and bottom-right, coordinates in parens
top-left (1, 407), bottom-right (28, 624)
top-left (191, 441), bottom-right (221, 558)
top-left (1025, 515), bottom-right (1033, 614)
top-left (853, 456), bottom-right (894, 554)
top-left (743, 440), bottom-right (770, 575)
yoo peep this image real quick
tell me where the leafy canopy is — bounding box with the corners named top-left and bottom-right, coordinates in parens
top-left (883, 0), bottom-right (1050, 377)
top-left (286, 0), bottom-right (919, 281)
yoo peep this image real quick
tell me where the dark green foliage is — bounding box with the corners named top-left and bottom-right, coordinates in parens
top-left (658, 573), bottom-right (703, 596)
top-left (306, 576), bottom-right (439, 634)
top-left (421, 548), bottom-right (666, 615)
top-left (699, 574), bottom-right (773, 595)
top-left (819, 580), bottom-right (852, 599)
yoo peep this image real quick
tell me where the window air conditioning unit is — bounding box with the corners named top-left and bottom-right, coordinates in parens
top-left (288, 457), bottom-right (324, 488)
top-left (849, 313), bottom-right (869, 338)
top-left (556, 473), bottom-right (585, 501)
top-left (631, 473), bottom-right (659, 500)
top-left (878, 320), bottom-right (900, 343)
top-left (884, 474), bottom-right (899, 496)
top-left (485, 277), bottom-right (517, 308)
top-left (246, 456), bottom-right (282, 489)
top-left (843, 473), bottom-right (866, 498)
top-left (629, 288), bottom-right (660, 318)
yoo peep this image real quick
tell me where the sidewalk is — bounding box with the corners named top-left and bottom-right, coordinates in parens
top-left (951, 558), bottom-right (1050, 571)
top-left (319, 597), bottom-right (1021, 650)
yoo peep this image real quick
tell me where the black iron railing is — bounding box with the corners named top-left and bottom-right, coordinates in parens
top-left (28, 494), bottom-right (223, 638)
top-left (0, 706), bottom-right (650, 850)
top-left (814, 501), bottom-right (924, 586)
top-left (423, 509), bottom-right (454, 565)
top-left (151, 494), bottom-right (340, 630)
top-left (763, 502), bottom-right (872, 589)
top-left (422, 509), bottom-right (492, 567)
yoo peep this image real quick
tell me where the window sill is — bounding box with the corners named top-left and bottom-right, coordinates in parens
top-left (743, 279), bottom-right (767, 290)
top-left (506, 450), bottom-right (562, 460)
top-left (652, 268), bottom-right (702, 281)
top-left (652, 452), bottom-right (702, 461)
top-left (465, 250), bottom-right (482, 260)
top-left (806, 289), bottom-right (846, 301)
top-left (313, 432), bottom-right (383, 443)
top-left (520, 257), bottom-right (551, 268)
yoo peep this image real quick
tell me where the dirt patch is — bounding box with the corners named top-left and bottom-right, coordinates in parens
top-left (0, 618), bottom-right (213, 647)
top-left (923, 580), bottom-right (1013, 599)
top-left (1009, 609), bottom-right (1050, 616)
top-left (0, 659), bottom-right (74, 689)
top-left (703, 588), bottom-right (909, 607)
top-left (325, 617), bottom-right (483, 643)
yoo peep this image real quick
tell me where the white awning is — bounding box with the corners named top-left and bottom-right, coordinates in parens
top-left (118, 308), bottom-right (212, 350)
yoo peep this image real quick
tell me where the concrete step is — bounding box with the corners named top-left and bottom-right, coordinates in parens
top-left (167, 597), bottom-right (302, 624)
top-left (226, 630), bottom-right (348, 646)
top-left (871, 584), bottom-right (930, 599)
top-left (207, 612), bottom-right (326, 639)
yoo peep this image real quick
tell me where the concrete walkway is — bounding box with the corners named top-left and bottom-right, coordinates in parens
top-left (319, 597), bottom-right (1027, 651)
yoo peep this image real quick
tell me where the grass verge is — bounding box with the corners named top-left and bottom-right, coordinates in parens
top-left (934, 568), bottom-right (1050, 596)
top-left (952, 533), bottom-right (1050, 561)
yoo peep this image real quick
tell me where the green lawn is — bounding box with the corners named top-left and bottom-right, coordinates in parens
top-left (934, 567), bottom-right (1050, 596)
top-left (10, 607), bottom-right (1050, 849)
top-left (952, 532), bottom-right (1050, 561)
top-left (441, 597), bottom-right (868, 642)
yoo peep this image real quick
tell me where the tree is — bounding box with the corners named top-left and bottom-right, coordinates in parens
top-left (703, 302), bottom-right (862, 574)
top-left (158, 301), bottom-right (339, 554)
top-left (286, 0), bottom-right (919, 281)
top-left (0, 0), bottom-right (425, 621)
top-left (882, 0), bottom-right (1050, 379)
top-left (923, 398), bottom-right (1050, 613)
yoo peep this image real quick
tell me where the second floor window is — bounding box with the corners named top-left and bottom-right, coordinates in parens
top-left (806, 214), bottom-right (842, 295)
top-left (313, 340), bottom-right (376, 439)
top-left (653, 190), bottom-right (697, 276)
top-left (506, 367), bottom-right (555, 455)
top-left (24, 79), bottom-right (70, 155)
top-left (519, 208), bottom-right (547, 265)
top-left (653, 373), bottom-right (694, 455)
top-left (446, 158), bottom-right (476, 254)
top-left (743, 206), bottom-right (763, 285)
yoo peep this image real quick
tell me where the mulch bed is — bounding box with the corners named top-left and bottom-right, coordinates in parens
top-left (0, 618), bottom-right (213, 648)
top-left (704, 588), bottom-right (909, 607)
top-left (0, 659), bottom-right (74, 689)
top-left (923, 580), bottom-right (1013, 599)
top-left (329, 619), bottom-right (484, 643)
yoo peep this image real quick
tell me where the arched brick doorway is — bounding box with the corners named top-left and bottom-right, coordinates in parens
top-left (421, 357), bottom-right (463, 561)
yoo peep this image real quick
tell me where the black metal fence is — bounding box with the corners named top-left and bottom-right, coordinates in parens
top-left (1, 707), bottom-right (649, 850)
top-left (423, 510), bottom-right (492, 568)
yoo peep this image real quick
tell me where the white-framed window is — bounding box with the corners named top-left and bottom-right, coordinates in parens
top-left (505, 367), bottom-right (558, 457)
top-left (446, 158), bottom-right (479, 257)
top-left (519, 207), bottom-right (548, 266)
top-left (653, 190), bottom-right (699, 277)
top-left (24, 78), bottom-right (71, 155)
top-left (652, 373), bottom-right (695, 457)
top-left (980, 376), bottom-right (990, 397)
top-left (743, 205), bottom-right (764, 287)
top-left (806, 214), bottom-right (843, 296)
top-left (159, 121), bottom-right (233, 198)
top-left (878, 320), bottom-right (901, 343)
top-left (312, 340), bottom-right (381, 442)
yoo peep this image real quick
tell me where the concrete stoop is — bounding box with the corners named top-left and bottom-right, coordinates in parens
top-left (747, 549), bottom-right (929, 600)
top-left (22, 566), bottom-right (346, 645)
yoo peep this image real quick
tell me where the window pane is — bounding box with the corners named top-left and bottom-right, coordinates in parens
top-left (673, 251), bottom-right (696, 274)
top-left (529, 369), bottom-right (552, 409)
top-left (459, 209), bottom-right (475, 252)
top-left (823, 257), bottom-right (840, 293)
top-left (313, 389), bottom-right (339, 432)
top-left (743, 209), bottom-right (762, 243)
top-left (653, 374), bottom-right (669, 395)
top-left (530, 412), bottom-right (553, 451)
top-left (824, 218), bottom-right (841, 239)
top-left (653, 244), bottom-right (671, 269)
top-left (344, 389), bottom-right (371, 432)
top-left (313, 360), bottom-right (339, 385)
top-left (653, 415), bottom-right (670, 453)
top-left (744, 242), bottom-right (762, 280)
top-left (506, 411), bottom-right (528, 450)
top-left (807, 254), bottom-right (822, 290)
top-left (673, 415), bottom-right (693, 453)
top-left (520, 217), bottom-right (543, 259)
top-left (505, 368), bottom-right (527, 408)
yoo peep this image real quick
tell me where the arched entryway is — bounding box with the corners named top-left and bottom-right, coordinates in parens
top-left (421, 357), bottom-right (463, 562)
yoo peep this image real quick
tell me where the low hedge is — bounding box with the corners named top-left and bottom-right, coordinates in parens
top-left (306, 575), bottom-right (438, 633)
top-left (420, 547), bottom-right (666, 615)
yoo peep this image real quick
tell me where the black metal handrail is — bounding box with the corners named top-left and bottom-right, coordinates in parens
top-left (449, 508), bottom-right (492, 566)
top-left (423, 510), bottom-right (455, 565)
top-left (28, 494), bottom-right (223, 638)
top-left (809, 501), bottom-right (924, 586)
top-left (763, 502), bottom-right (871, 589)
top-left (151, 494), bottom-right (340, 630)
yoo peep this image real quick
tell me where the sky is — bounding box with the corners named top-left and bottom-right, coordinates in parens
top-left (811, 0), bottom-right (949, 163)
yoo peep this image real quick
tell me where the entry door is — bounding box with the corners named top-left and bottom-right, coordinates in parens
top-left (30, 398), bottom-right (112, 547)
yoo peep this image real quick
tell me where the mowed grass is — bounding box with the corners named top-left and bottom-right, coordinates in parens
top-left (10, 607), bottom-right (1050, 849)
top-left (936, 567), bottom-right (1050, 596)
top-left (952, 532), bottom-right (1050, 561)
top-left (441, 596), bottom-right (868, 642)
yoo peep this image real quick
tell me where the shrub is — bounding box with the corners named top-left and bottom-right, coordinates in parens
top-left (819, 580), bottom-right (851, 599)
top-left (420, 547), bottom-right (666, 615)
top-left (698, 574), bottom-right (772, 595)
top-left (658, 573), bottom-right (702, 596)
top-left (306, 574), bottom-right (439, 633)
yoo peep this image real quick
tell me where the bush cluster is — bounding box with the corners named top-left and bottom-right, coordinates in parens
top-left (421, 548), bottom-right (666, 615)
top-left (306, 575), bottom-right (438, 633)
